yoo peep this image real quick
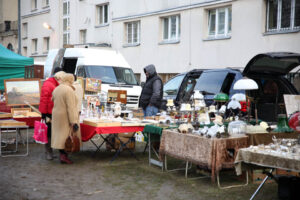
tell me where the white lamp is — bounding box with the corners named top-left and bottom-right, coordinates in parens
top-left (233, 77), bottom-right (259, 123)
top-left (233, 77), bottom-right (258, 90)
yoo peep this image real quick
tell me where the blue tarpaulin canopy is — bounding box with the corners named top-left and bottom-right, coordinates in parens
top-left (0, 44), bottom-right (34, 90)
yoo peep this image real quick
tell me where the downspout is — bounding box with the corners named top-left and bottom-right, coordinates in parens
top-left (18, 0), bottom-right (21, 55)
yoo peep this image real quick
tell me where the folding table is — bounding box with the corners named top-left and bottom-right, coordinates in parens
top-left (159, 130), bottom-right (249, 188)
top-left (235, 147), bottom-right (300, 200)
top-left (80, 123), bottom-right (144, 163)
top-left (0, 124), bottom-right (29, 157)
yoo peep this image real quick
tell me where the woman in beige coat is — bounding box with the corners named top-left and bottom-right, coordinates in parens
top-left (51, 73), bottom-right (81, 164)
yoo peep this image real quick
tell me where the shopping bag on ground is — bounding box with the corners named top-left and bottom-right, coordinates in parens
top-left (33, 120), bottom-right (48, 144)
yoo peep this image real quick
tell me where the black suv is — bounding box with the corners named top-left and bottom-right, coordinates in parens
top-left (162, 52), bottom-right (300, 122)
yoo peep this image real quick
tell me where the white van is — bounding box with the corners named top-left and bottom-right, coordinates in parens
top-left (44, 48), bottom-right (142, 109)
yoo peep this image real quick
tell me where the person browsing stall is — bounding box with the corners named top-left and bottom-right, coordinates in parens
top-left (39, 68), bottom-right (65, 160)
top-left (51, 73), bottom-right (81, 164)
top-left (139, 64), bottom-right (163, 117)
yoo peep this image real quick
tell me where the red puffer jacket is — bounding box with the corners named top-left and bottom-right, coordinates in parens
top-left (39, 77), bottom-right (59, 114)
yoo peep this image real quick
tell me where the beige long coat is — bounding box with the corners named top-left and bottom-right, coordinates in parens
top-left (51, 75), bottom-right (81, 149)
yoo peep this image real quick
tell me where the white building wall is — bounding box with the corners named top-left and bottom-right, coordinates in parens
top-left (111, 0), bottom-right (300, 81)
top-left (18, 0), bottom-right (300, 79)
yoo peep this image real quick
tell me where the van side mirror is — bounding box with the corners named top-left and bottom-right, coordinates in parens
top-left (141, 82), bottom-right (145, 87)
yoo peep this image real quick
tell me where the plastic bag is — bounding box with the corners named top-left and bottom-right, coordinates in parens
top-left (33, 120), bottom-right (48, 144)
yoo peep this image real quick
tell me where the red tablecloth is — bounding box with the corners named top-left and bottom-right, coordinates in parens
top-left (14, 117), bottom-right (41, 128)
top-left (80, 123), bottom-right (144, 142)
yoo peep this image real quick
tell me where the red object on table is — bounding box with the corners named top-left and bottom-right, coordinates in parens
top-left (14, 117), bottom-right (41, 128)
top-left (80, 123), bottom-right (144, 142)
top-left (288, 111), bottom-right (300, 132)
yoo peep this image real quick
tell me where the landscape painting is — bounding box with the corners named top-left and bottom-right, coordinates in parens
top-left (4, 78), bottom-right (41, 106)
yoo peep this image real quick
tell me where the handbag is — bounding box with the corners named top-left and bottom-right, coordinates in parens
top-left (33, 120), bottom-right (48, 144)
top-left (64, 127), bottom-right (80, 153)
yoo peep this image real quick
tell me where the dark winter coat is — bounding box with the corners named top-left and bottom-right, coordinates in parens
top-left (39, 77), bottom-right (59, 114)
top-left (139, 64), bottom-right (163, 109)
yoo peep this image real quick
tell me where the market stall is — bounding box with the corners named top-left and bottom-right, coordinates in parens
top-left (80, 118), bottom-right (149, 163)
top-left (235, 141), bottom-right (300, 200)
top-left (159, 130), bottom-right (248, 183)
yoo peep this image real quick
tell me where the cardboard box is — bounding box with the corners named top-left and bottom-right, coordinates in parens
top-left (276, 169), bottom-right (300, 177)
top-left (251, 169), bottom-right (274, 184)
top-left (115, 136), bottom-right (135, 150)
top-left (106, 136), bottom-right (135, 150)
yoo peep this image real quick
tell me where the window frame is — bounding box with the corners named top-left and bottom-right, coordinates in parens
top-left (266, 0), bottom-right (300, 32)
top-left (162, 15), bottom-right (180, 42)
top-left (22, 23), bottom-right (28, 39)
top-left (31, 0), bottom-right (37, 11)
top-left (96, 3), bottom-right (109, 26)
top-left (207, 6), bottom-right (232, 39)
top-left (32, 39), bottom-right (38, 54)
top-left (125, 21), bottom-right (140, 45)
top-left (80, 29), bottom-right (87, 44)
top-left (43, 37), bottom-right (50, 53)
top-left (63, 0), bottom-right (70, 45)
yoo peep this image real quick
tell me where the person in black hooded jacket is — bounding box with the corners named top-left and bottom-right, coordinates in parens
top-left (139, 64), bottom-right (163, 117)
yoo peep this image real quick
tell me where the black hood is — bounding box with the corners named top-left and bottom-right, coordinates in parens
top-left (144, 64), bottom-right (157, 78)
top-left (243, 52), bottom-right (300, 76)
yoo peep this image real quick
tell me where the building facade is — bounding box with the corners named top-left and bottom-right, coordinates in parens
top-left (0, 0), bottom-right (18, 52)
top-left (19, 0), bottom-right (300, 81)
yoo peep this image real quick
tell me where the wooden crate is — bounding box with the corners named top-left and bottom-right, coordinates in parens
top-left (0, 112), bottom-right (12, 118)
top-left (0, 120), bottom-right (26, 126)
top-left (83, 119), bottom-right (121, 127)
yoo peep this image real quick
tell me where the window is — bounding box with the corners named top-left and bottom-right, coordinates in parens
top-left (80, 29), bottom-right (87, 44)
top-left (208, 7), bottom-right (232, 38)
top-left (162, 15), bottom-right (180, 41)
top-left (84, 66), bottom-right (138, 85)
top-left (31, 0), bottom-right (37, 10)
top-left (23, 47), bottom-right (28, 56)
top-left (267, 0), bottom-right (300, 32)
top-left (63, 0), bottom-right (70, 45)
top-left (194, 71), bottom-right (230, 95)
top-left (163, 74), bottom-right (185, 96)
top-left (96, 4), bottom-right (109, 25)
top-left (126, 21), bottom-right (140, 45)
top-left (4, 21), bottom-right (11, 32)
top-left (32, 39), bottom-right (38, 54)
top-left (44, 0), bottom-right (49, 6)
top-left (7, 43), bottom-right (13, 51)
top-left (22, 23), bottom-right (28, 38)
top-left (43, 37), bottom-right (50, 53)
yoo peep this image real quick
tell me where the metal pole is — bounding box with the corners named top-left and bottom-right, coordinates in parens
top-left (18, 0), bottom-right (21, 55)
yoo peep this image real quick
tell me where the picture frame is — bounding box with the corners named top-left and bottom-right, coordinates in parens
top-left (85, 78), bottom-right (101, 93)
top-left (107, 90), bottom-right (127, 104)
top-left (4, 78), bottom-right (41, 106)
top-left (11, 107), bottom-right (31, 117)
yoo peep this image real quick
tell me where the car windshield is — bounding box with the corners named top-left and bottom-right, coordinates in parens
top-left (84, 65), bottom-right (138, 85)
top-left (194, 71), bottom-right (229, 95)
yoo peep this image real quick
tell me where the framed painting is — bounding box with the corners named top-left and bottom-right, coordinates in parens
top-left (4, 78), bottom-right (41, 106)
top-left (107, 90), bottom-right (127, 104)
top-left (85, 78), bottom-right (101, 93)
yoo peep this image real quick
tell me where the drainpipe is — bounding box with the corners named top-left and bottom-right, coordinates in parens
top-left (18, 0), bottom-right (21, 55)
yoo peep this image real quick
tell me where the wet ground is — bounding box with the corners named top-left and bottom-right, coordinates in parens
top-left (0, 129), bottom-right (279, 200)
